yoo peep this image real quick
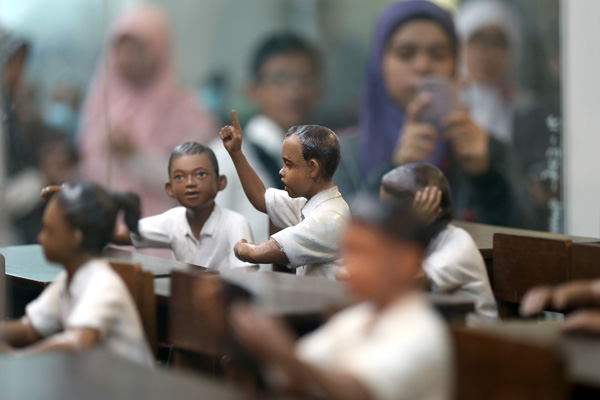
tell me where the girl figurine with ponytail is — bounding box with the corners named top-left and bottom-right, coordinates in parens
top-left (0, 182), bottom-right (154, 366)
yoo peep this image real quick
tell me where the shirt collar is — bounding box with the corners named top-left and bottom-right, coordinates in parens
top-left (301, 186), bottom-right (342, 219)
top-left (191, 203), bottom-right (222, 238)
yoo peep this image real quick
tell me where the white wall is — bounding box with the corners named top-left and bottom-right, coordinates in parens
top-left (562, 0), bottom-right (600, 237)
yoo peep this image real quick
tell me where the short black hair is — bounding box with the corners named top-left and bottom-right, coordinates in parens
top-left (381, 162), bottom-right (454, 227)
top-left (285, 125), bottom-right (340, 181)
top-left (350, 193), bottom-right (436, 249)
top-left (168, 141), bottom-right (219, 177)
top-left (251, 32), bottom-right (319, 79)
top-left (56, 182), bottom-right (140, 253)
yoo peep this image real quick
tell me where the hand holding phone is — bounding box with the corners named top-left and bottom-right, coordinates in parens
top-left (416, 76), bottom-right (459, 126)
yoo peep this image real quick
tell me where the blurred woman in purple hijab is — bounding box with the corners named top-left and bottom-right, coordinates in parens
top-left (335, 0), bottom-right (541, 229)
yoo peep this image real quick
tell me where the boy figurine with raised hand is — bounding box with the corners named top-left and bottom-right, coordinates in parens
top-left (220, 110), bottom-right (349, 279)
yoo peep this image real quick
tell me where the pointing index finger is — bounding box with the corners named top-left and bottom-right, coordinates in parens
top-left (231, 110), bottom-right (242, 132)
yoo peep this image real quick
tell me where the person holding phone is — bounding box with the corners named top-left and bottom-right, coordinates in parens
top-left (335, 0), bottom-right (538, 229)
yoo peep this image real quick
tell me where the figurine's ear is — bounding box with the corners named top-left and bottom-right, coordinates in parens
top-left (71, 228), bottom-right (83, 250)
top-left (217, 175), bottom-right (227, 192)
top-left (165, 182), bottom-right (175, 198)
top-left (308, 159), bottom-right (321, 180)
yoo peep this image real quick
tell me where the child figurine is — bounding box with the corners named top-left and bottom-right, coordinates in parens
top-left (112, 141), bottom-right (257, 271)
top-left (220, 110), bottom-right (350, 279)
top-left (381, 163), bottom-right (497, 322)
top-left (336, 162), bottom-right (498, 322)
top-left (230, 196), bottom-right (452, 400)
top-left (0, 183), bottom-right (154, 366)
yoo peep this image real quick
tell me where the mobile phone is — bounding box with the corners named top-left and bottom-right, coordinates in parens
top-left (416, 76), bottom-right (458, 126)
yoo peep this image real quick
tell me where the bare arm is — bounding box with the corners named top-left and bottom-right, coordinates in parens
top-left (220, 110), bottom-right (267, 213)
top-left (0, 319), bottom-right (42, 348)
top-left (233, 238), bottom-right (289, 265)
top-left (231, 305), bottom-right (374, 400)
top-left (112, 223), bottom-right (133, 246)
top-left (17, 328), bottom-right (100, 356)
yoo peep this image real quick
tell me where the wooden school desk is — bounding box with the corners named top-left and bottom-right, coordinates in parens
top-left (453, 221), bottom-right (598, 261)
top-left (453, 221), bottom-right (599, 299)
top-left (466, 320), bottom-right (600, 398)
top-left (1, 244), bottom-right (206, 318)
top-left (0, 349), bottom-right (251, 400)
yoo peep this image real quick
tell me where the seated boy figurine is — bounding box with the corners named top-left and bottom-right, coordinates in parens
top-left (521, 280), bottom-right (600, 334)
top-left (379, 163), bottom-right (498, 322)
top-left (112, 142), bottom-right (257, 271)
top-left (0, 183), bottom-right (154, 366)
top-left (220, 110), bottom-right (349, 279)
top-left (230, 196), bottom-right (453, 400)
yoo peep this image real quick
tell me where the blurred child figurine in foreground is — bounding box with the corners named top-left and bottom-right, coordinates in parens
top-left (0, 183), bottom-right (154, 366)
top-left (231, 195), bottom-right (452, 400)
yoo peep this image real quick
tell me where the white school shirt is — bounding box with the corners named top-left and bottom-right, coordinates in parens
top-left (131, 204), bottom-right (256, 270)
top-left (210, 115), bottom-right (284, 246)
top-left (25, 259), bottom-right (154, 367)
top-left (297, 293), bottom-right (453, 400)
top-left (266, 186), bottom-right (350, 280)
top-left (424, 224), bottom-right (498, 322)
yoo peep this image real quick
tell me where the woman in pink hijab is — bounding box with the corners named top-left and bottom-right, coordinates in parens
top-left (79, 5), bottom-right (217, 217)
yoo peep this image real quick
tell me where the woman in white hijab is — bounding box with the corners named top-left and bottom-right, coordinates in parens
top-left (457, 0), bottom-right (552, 230)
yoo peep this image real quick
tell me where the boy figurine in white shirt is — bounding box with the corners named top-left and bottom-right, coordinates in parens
top-left (230, 196), bottom-right (453, 400)
top-left (380, 162), bottom-right (498, 322)
top-left (0, 182), bottom-right (154, 366)
top-left (220, 110), bottom-right (350, 279)
top-left (112, 142), bottom-right (257, 271)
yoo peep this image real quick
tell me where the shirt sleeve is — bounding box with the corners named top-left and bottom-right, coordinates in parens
top-left (271, 210), bottom-right (347, 268)
top-left (130, 213), bottom-right (173, 249)
top-left (264, 188), bottom-right (305, 229)
top-left (424, 229), bottom-right (484, 293)
top-left (25, 274), bottom-right (66, 337)
top-left (65, 271), bottom-right (132, 339)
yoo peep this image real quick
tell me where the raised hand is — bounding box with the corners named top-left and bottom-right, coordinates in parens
top-left (393, 93), bottom-right (438, 166)
top-left (412, 186), bottom-right (442, 225)
top-left (219, 110), bottom-right (243, 154)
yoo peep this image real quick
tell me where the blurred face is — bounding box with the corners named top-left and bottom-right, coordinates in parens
top-left (249, 53), bottom-right (320, 131)
top-left (2, 47), bottom-right (27, 96)
top-left (465, 26), bottom-right (509, 84)
top-left (279, 135), bottom-right (314, 198)
top-left (113, 35), bottom-right (157, 89)
top-left (382, 20), bottom-right (455, 107)
top-left (342, 223), bottom-right (422, 304)
top-left (166, 153), bottom-right (226, 210)
top-left (38, 199), bottom-right (79, 264)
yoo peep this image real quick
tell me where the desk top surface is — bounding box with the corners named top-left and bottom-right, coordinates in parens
top-left (155, 271), bottom-right (474, 318)
top-left (1, 245), bottom-right (206, 287)
top-left (453, 221), bottom-right (599, 258)
top-left (0, 349), bottom-right (248, 400)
